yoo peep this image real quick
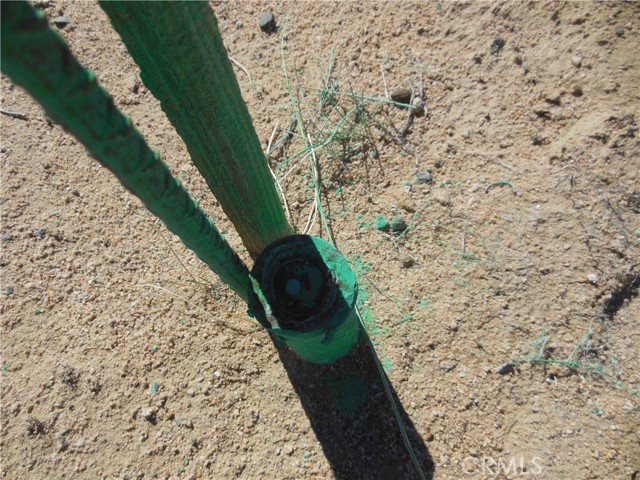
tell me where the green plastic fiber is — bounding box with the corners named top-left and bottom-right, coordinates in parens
top-left (99, 1), bottom-right (294, 257)
top-left (0, 1), bottom-right (253, 301)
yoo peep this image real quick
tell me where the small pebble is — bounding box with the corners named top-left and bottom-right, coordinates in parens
top-left (6, 286), bottom-right (14, 296)
top-left (412, 97), bottom-right (426, 116)
top-left (571, 54), bottom-right (583, 68)
top-left (259, 12), bottom-right (276, 34)
top-left (141, 407), bottom-right (156, 421)
top-left (235, 19), bottom-right (244, 30)
top-left (490, 37), bottom-right (505, 55)
top-left (186, 388), bottom-right (196, 397)
top-left (52, 16), bottom-right (71, 29)
top-left (496, 362), bottom-right (515, 375)
top-left (35, 228), bottom-right (47, 240)
top-left (1, 233), bottom-right (11, 242)
top-left (389, 215), bottom-right (407, 233)
top-left (416, 170), bottom-right (433, 185)
top-left (615, 25), bottom-right (625, 37)
top-left (74, 439), bottom-right (85, 448)
top-left (587, 273), bottom-right (599, 285)
top-left (391, 87), bottom-right (412, 104)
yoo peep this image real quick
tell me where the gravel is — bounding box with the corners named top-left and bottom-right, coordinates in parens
top-left (259, 12), bottom-right (276, 34)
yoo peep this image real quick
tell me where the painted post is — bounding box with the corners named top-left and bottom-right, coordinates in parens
top-left (0, 1), bottom-right (254, 302)
top-left (249, 235), bottom-right (360, 364)
top-left (99, 1), bottom-right (294, 257)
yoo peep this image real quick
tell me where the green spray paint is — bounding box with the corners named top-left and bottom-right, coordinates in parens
top-left (250, 235), bottom-right (359, 364)
top-left (0, 1), bottom-right (253, 301)
top-left (99, 1), bottom-right (294, 257)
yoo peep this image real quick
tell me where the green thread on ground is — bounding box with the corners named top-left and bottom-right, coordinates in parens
top-left (1, 1), bottom-right (252, 300)
top-left (100, 1), bottom-right (293, 257)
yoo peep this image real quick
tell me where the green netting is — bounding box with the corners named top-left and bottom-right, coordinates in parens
top-left (0, 1), bottom-right (253, 301)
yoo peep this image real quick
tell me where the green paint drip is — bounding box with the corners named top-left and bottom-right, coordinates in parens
top-left (250, 235), bottom-right (359, 364)
top-left (1, 1), bottom-right (252, 301)
top-left (99, 1), bottom-right (294, 257)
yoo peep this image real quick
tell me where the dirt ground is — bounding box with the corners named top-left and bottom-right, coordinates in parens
top-left (1, 1), bottom-right (639, 479)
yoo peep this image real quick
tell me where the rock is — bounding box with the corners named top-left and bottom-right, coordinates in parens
top-left (236, 19), bottom-right (244, 30)
top-left (473, 53), bottom-right (483, 64)
top-left (531, 135), bottom-right (544, 146)
top-left (389, 215), bottom-right (407, 233)
top-left (391, 87), bottom-right (412, 104)
top-left (186, 388), bottom-right (196, 397)
top-left (52, 16), bottom-right (71, 29)
top-left (490, 37), bottom-right (505, 55)
top-left (412, 97), bottom-right (426, 116)
top-left (375, 216), bottom-right (390, 232)
top-left (141, 407), bottom-right (156, 422)
top-left (1, 233), bottom-right (11, 242)
top-left (400, 256), bottom-right (415, 268)
top-left (6, 286), bottom-right (14, 296)
top-left (439, 361), bottom-right (457, 372)
top-left (258, 12), bottom-right (276, 34)
top-left (283, 443), bottom-right (294, 456)
top-left (35, 228), bottom-right (47, 240)
top-left (416, 170), bottom-right (433, 184)
top-left (571, 54), bottom-right (583, 68)
top-left (587, 273), bottom-right (599, 285)
top-left (615, 25), bottom-right (625, 37)
top-left (496, 362), bottom-right (515, 375)
top-left (545, 91), bottom-right (561, 105)
top-left (74, 439), bottom-right (85, 448)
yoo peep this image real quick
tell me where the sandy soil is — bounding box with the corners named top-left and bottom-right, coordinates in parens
top-left (1, 1), bottom-right (639, 479)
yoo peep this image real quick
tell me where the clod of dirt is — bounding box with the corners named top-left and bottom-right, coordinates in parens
top-left (389, 215), bottom-right (407, 233)
top-left (416, 170), bottom-right (433, 184)
top-left (400, 256), bottom-right (415, 268)
top-left (259, 12), bottom-right (276, 34)
top-left (391, 87), bottom-right (412, 104)
top-left (60, 365), bottom-right (80, 388)
top-left (601, 272), bottom-right (639, 319)
top-left (26, 417), bottom-right (47, 437)
top-left (490, 37), bottom-right (505, 55)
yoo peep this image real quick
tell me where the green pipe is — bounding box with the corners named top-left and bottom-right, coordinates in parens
top-left (250, 235), bottom-right (360, 364)
top-left (0, 1), bottom-right (254, 301)
top-left (99, 1), bottom-right (294, 257)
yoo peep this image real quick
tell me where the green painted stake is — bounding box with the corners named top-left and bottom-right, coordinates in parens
top-left (0, 1), bottom-right (254, 301)
top-left (249, 235), bottom-right (360, 364)
top-left (99, 1), bottom-right (294, 257)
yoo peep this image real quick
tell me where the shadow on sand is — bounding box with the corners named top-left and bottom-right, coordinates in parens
top-left (275, 329), bottom-right (435, 480)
